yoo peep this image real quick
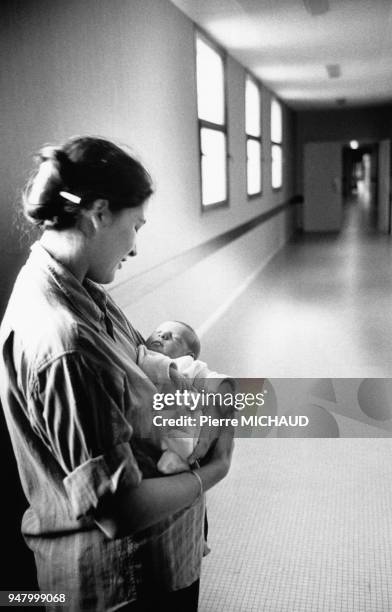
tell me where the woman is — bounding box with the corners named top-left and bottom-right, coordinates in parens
top-left (0, 137), bottom-right (233, 611)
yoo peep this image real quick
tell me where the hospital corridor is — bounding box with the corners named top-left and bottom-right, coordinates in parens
top-left (202, 190), bottom-right (392, 378)
top-left (198, 187), bottom-right (392, 610)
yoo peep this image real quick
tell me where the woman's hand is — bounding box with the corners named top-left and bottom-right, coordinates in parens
top-left (188, 384), bottom-right (236, 464)
top-left (188, 409), bottom-right (220, 465)
top-left (207, 424), bottom-right (235, 477)
top-left (189, 421), bottom-right (235, 477)
top-left (95, 426), bottom-right (234, 539)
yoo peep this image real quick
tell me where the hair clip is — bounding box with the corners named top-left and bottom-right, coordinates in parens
top-left (59, 191), bottom-right (81, 204)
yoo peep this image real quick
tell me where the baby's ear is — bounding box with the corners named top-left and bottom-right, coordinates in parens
top-left (187, 350), bottom-right (195, 359)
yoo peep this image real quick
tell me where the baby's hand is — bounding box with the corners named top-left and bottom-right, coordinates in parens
top-left (158, 450), bottom-right (190, 474)
top-left (169, 364), bottom-right (194, 393)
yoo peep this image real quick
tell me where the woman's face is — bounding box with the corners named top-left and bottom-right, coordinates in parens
top-left (87, 201), bottom-right (147, 284)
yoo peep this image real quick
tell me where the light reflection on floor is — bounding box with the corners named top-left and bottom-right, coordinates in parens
top-left (201, 192), bottom-right (392, 377)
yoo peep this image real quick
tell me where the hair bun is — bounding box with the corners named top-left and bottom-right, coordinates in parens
top-left (39, 147), bottom-right (76, 187)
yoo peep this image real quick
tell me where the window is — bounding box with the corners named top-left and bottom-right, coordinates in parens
top-left (271, 98), bottom-right (283, 189)
top-left (245, 74), bottom-right (262, 196)
top-left (196, 33), bottom-right (227, 208)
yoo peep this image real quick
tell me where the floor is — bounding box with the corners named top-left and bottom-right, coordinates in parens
top-left (198, 190), bottom-right (392, 610)
top-left (200, 189), bottom-right (392, 377)
top-left (199, 439), bottom-right (392, 612)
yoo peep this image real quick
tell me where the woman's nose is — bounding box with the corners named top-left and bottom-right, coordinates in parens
top-left (129, 247), bottom-right (137, 257)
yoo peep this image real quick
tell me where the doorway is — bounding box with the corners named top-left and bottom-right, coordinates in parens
top-left (342, 143), bottom-right (379, 233)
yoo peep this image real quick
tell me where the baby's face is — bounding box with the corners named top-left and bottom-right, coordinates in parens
top-left (146, 321), bottom-right (194, 359)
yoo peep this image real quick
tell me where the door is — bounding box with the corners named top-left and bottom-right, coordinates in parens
top-left (304, 142), bottom-right (342, 232)
top-left (377, 139), bottom-right (390, 233)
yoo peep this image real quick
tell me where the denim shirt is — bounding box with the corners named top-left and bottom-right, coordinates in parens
top-left (0, 242), bottom-right (204, 611)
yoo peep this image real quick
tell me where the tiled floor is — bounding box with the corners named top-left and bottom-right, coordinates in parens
top-left (199, 439), bottom-right (392, 611)
top-left (200, 193), bottom-right (392, 378)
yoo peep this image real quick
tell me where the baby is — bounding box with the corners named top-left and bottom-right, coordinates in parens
top-left (146, 320), bottom-right (201, 361)
top-left (137, 321), bottom-right (234, 474)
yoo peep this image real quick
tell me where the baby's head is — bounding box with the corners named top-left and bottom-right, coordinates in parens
top-left (146, 321), bottom-right (201, 359)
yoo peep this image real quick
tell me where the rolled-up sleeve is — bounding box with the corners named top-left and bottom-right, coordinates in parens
top-left (63, 442), bottom-right (139, 519)
top-left (31, 352), bottom-right (142, 519)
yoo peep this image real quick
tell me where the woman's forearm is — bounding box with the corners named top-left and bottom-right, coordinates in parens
top-left (95, 456), bottom-right (228, 538)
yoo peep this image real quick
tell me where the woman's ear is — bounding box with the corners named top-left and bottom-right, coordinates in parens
top-left (88, 199), bottom-right (111, 230)
top-left (92, 198), bottom-right (111, 221)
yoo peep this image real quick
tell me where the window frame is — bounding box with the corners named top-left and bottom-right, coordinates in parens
top-left (245, 72), bottom-right (263, 199)
top-left (270, 97), bottom-right (283, 191)
top-left (195, 29), bottom-right (229, 212)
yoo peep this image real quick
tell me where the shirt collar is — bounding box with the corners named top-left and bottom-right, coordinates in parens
top-left (29, 241), bottom-right (108, 330)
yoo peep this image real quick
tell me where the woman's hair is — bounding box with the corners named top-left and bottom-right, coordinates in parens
top-left (23, 136), bottom-right (153, 229)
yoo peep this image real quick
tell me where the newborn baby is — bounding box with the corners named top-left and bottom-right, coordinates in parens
top-left (137, 320), bottom-right (234, 474)
top-left (146, 320), bottom-right (201, 360)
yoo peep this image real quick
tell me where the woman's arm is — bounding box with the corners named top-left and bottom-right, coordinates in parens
top-left (33, 351), bottom-right (233, 539)
top-left (95, 425), bottom-right (234, 538)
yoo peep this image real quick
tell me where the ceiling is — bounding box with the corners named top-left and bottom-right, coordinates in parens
top-left (170, 0), bottom-right (392, 110)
